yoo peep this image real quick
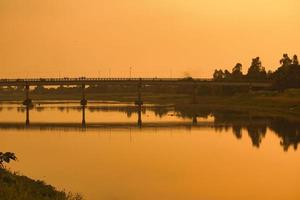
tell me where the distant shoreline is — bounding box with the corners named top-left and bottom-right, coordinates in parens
top-left (0, 90), bottom-right (300, 116)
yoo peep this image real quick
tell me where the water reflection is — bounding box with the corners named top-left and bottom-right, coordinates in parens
top-left (270, 118), bottom-right (300, 151)
top-left (0, 103), bottom-right (300, 151)
top-left (210, 110), bottom-right (300, 151)
top-left (25, 106), bottom-right (30, 126)
top-left (137, 106), bottom-right (142, 128)
top-left (82, 105), bottom-right (86, 127)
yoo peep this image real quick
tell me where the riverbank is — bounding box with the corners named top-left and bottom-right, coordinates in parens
top-left (0, 168), bottom-right (82, 200)
top-left (178, 90), bottom-right (300, 117)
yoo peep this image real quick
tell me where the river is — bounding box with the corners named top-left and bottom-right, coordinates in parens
top-left (0, 102), bottom-right (299, 200)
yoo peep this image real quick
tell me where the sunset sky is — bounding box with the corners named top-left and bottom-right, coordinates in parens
top-left (0, 0), bottom-right (299, 78)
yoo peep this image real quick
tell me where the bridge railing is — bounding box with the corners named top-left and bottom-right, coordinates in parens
top-left (0, 77), bottom-right (213, 83)
top-left (0, 78), bottom-right (272, 86)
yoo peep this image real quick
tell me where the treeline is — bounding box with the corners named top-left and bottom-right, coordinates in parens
top-left (213, 53), bottom-right (300, 89)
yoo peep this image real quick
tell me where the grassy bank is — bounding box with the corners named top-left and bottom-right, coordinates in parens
top-left (0, 168), bottom-right (82, 200)
top-left (185, 90), bottom-right (300, 116)
top-left (73, 89), bottom-right (300, 116)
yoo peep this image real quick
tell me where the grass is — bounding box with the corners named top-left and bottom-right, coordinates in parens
top-left (0, 168), bottom-right (83, 200)
top-left (186, 95), bottom-right (300, 117)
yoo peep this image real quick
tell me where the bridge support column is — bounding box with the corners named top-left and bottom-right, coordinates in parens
top-left (23, 85), bottom-right (32, 106)
top-left (22, 85), bottom-right (32, 125)
top-left (80, 84), bottom-right (87, 106)
top-left (25, 106), bottom-right (30, 126)
top-left (82, 105), bottom-right (86, 127)
top-left (135, 78), bottom-right (143, 127)
top-left (80, 84), bottom-right (87, 126)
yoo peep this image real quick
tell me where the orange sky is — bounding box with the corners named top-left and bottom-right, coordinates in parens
top-left (0, 0), bottom-right (299, 78)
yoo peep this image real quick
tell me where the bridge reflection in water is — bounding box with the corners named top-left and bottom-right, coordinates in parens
top-left (23, 103), bottom-right (147, 127)
top-left (1, 104), bottom-right (299, 152)
top-left (23, 104), bottom-right (199, 128)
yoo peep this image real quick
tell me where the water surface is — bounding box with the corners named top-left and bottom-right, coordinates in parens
top-left (0, 102), bottom-right (300, 200)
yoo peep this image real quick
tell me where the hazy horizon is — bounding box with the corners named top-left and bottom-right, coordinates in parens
top-left (0, 0), bottom-right (299, 78)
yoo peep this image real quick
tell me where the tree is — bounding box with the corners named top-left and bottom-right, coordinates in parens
top-left (224, 70), bottom-right (231, 80)
top-left (232, 63), bottom-right (243, 79)
top-left (247, 57), bottom-right (267, 80)
top-left (273, 54), bottom-right (300, 89)
top-left (213, 69), bottom-right (224, 81)
top-left (0, 152), bottom-right (17, 168)
top-left (280, 53), bottom-right (292, 67)
top-left (292, 54), bottom-right (299, 65)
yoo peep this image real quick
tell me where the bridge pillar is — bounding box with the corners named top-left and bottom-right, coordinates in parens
top-left (135, 78), bottom-right (143, 127)
top-left (25, 106), bottom-right (30, 126)
top-left (22, 85), bottom-right (31, 125)
top-left (80, 84), bottom-right (87, 106)
top-left (23, 85), bottom-right (32, 107)
top-left (80, 84), bottom-right (87, 126)
top-left (82, 105), bottom-right (86, 127)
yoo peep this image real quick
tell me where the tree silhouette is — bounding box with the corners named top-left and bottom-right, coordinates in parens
top-left (213, 69), bottom-right (225, 81)
top-left (224, 69), bottom-right (231, 80)
top-left (0, 152), bottom-right (17, 168)
top-left (247, 57), bottom-right (267, 80)
top-left (292, 54), bottom-right (299, 65)
top-left (232, 63), bottom-right (243, 79)
top-left (211, 54), bottom-right (300, 89)
top-left (280, 53), bottom-right (292, 67)
top-left (273, 53), bottom-right (300, 89)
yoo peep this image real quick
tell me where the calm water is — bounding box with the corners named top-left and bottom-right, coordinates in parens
top-left (1, 102), bottom-right (300, 200)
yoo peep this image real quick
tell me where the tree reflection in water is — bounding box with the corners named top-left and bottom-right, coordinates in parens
top-left (3, 104), bottom-right (300, 151)
top-left (175, 107), bottom-right (300, 151)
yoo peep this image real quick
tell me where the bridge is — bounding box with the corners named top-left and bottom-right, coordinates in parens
top-left (0, 77), bottom-right (272, 126)
top-left (0, 77), bottom-right (271, 87)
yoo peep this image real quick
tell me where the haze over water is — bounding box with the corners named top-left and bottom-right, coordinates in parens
top-left (0, 102), bottom-right (300, 200)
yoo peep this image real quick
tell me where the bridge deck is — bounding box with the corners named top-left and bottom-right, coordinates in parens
top-left (0, 78), bottom-right (272, 87)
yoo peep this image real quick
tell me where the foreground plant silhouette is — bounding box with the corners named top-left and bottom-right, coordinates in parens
top-left (0, 152), bottom-right (17, 168)
top-left (0, 152), bottom-right (83, 200)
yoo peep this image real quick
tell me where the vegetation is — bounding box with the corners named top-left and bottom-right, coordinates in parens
top-left (271, 54), bottom-right (300, 90)
top-left (0, 152), bottom-right (17, 168)
top-left (0, 152), bottom-right (83, 200)
top-left (213, 53), bottom-right (300, 90)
